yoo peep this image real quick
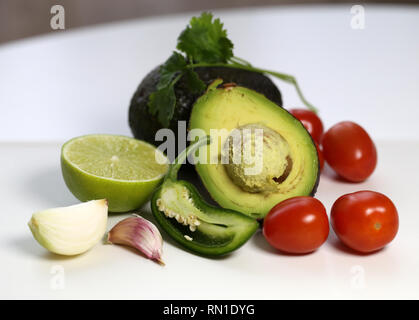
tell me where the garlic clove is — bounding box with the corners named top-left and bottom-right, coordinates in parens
top-left (107, 214), bottom-right (164, 265)
top-left (28, 199), bottom-right (108, 256)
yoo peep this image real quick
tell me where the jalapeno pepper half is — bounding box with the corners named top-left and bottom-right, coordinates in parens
top-left (151, 136), bottom-right (259, 256)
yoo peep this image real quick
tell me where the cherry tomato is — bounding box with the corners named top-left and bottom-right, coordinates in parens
top-left (263, 197), bottom-right (329, 254)
top-left (289, 108), bottom-right (324, 143)
top-left (331, 191), bottom-right (398, 253)
top-left (315, 142), bottom-right (324, 172)
top-left (321, 121), bottom-right (377, 182)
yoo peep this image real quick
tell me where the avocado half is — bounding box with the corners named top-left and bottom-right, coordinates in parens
top-left (129, 66), bottom-right (282, 146)
top-left (189, 82), bottom-right (319, 219)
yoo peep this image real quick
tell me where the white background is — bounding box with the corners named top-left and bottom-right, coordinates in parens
top-left (0, 5), bottom-right (419, 299)
top-left (1, 5), bottom-right (419, 142)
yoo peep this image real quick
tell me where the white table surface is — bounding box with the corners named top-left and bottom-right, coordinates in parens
top-left (1, 4), bottom-right (418, 299)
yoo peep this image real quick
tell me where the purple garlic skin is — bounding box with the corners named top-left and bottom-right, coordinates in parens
top-left (108, 215), bottom-right (164, 265)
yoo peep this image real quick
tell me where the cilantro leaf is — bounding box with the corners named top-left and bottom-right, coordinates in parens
top-left (148, 51), bottom-right (207, 126)
top-left (147, 52), bottom-right (185, 127)
top-left (157, 52), bottom-right (186, 89)
top-left (177, 12), bottom-right (233, 63)
top-left (148, 84), bottom-right (176, 128)
top-left (183, 69), bottom-right (206, 93)
top-left (147, 13), bottom-right (235, 127)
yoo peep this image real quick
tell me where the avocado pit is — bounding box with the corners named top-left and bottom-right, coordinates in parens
top-left (223, 124), bottom-right (293, 193)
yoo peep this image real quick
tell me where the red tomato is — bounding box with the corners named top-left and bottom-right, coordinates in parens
top-left (315, 142), bottom-right (324, 172)
top-left (289, 108), bottom-right (324, 143)
top-left (331, 191), bottom-right (398, 253)
top-left (263, 197), bottom-right (329, 254)
top-left (321, 121), bottom-right (377, 182)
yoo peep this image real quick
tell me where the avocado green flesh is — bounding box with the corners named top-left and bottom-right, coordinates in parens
top-left (189, 85), bottom-right (319, 219)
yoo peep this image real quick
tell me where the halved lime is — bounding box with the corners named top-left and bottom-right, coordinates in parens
top-left (61, 134), bottom-right (169, 212)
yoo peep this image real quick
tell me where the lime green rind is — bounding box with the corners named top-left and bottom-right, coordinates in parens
top-left (61, 134), bottom-right (169, 212)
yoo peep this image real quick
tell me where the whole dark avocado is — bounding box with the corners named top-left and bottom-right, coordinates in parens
top-left (128, 66), bottom-right (283, 146)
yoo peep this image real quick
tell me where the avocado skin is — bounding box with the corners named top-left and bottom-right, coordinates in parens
top-left (308, 134), bottom-right (320, 198)
top-left (128, 66), bottom-right (283, 146)
top-left (189, 85), bottom-right (320, 218)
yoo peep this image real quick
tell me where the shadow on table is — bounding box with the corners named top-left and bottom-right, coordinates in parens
top-left (25, 165), bottom-right (76, 207)
top-left (9, 235), bottom-right (76, 261)
top-left (251, 231), bottom-right (317, 257)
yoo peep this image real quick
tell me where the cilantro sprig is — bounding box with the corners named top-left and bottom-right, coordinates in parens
top-left (177, 12), bottom-right (234, 63)
top-left (148, 12), bottom-right (317, 127)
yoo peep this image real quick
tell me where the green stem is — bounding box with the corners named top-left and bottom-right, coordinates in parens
top-left (169, 73), bottom-right (183, 88)
top-left (262, 70), bottom-right (317, 113)
top-left (187, 62), bottom-right (318, 113)
top-left (166, 135), bottom-right (211, 181)
top-left (230, 56), bottom-right (252, 67)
